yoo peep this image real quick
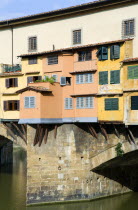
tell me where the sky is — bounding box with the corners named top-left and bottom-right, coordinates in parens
top-left (0, 0), bottom-right (94, 21)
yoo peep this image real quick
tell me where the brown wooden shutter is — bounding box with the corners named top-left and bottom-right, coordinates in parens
top-left (27, 77), bottom-right (33, 84)
top-left (3, 101), bottom-right (7, 111)
top-left (14, 78), bottom-right (18, 87)
top-left (38, 76), bottom-right (42, 81)
top-left (5, 79), bottom-right (10, 88)
top-left (17, 100), bottom-right (20, 111)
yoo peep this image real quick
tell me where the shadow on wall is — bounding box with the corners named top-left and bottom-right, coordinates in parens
top-left (92, 150), bottom-right (138, 192)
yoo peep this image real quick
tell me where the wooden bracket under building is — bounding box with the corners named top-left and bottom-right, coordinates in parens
top-left (126, 126), bottom-right (135, 144)
top-left (44, 126), bottom-right (49, 144)
top-left (87, 123), bottom-right (98, 139)
top-left (112, 123), bottom-right (120, 139)
top-left (54, 125), bottom-right (58, 139)
top-left (3, 122), bottom-right (17, 141)
top-left (11, 122), bottom-right (27, 144)
top-left (99, 123), bottom-right (109, 141)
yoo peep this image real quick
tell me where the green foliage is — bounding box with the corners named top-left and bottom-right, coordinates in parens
top-left (115, 143), bottom-right (124, 157)
top-left (34, 76), bottom-right (55, 84)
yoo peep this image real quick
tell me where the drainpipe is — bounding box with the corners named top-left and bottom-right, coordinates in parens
top-left (11, 26), bottom-right (13, 67)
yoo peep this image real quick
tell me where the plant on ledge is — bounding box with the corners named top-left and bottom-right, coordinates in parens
top-left (115, 142), bottom-right (124, 157)
top-left (35, 76), bottom-right (55, 84)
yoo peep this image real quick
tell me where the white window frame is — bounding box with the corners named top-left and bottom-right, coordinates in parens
top-left (64, 98), bottom-right (73, 110)
top-left (24, 96), bottom-right (36, 108)
top-left (76, 97), bottom-right (94, 109)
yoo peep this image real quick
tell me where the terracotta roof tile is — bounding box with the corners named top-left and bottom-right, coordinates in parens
top-left (19, 39), bottom-right (132, 58)
top-left (122, 57), bottom-right (138, 63)
top-left (16, 86), bottom-right (52, 94)
top-left (70, 69), bottom-right (97, 74)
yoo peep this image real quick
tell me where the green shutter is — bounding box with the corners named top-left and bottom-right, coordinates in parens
top-left (110, 45), bottom-right (114, 60)
top-left (110, 70), bottom-right (120, 84)
top-left (105, 98), bottom-right (118, 111)
top-left (114, 45), bottom-right (120, 59)
top-left (131, 96), bottom-right (138, 110)
top-left (97, 47), bottom-right (102, 61)
top-left (111, 98), bottom-right (119, 110)
top-left (99, 71), bottom-right (108, 85)
top-left (105, 99), bottom-right (111, 110)
top-left (128, 65), bottom-right (138, 79)
top-left (102, 46), bottom-right (108, 60)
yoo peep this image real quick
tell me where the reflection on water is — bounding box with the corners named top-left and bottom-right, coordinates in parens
top-left (0, 146), bottom-right (138, 210)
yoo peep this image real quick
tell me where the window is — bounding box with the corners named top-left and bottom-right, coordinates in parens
top-left (99, 71), bottom-right (108, 85)
top-left (28, 57), bottom-right (37, 65)
top-left (60, 77), bottom-right (71, 86)
top-left (76, 97), bottom-right (93, 109)
top-left (52, 74), bottom-right (58, 82)
top-left (105, 98), bottom-right (119, 111)
top-left (73, 30), bottom-right (81, 45)
top-left (97, 46), bottom-right (108, 60)
top-left (5, 78), bottom-right (18, 88)
top-left (65, 98), bottom-right (73, 109)
top-left (128, 65), bottom-right (138, 79)
top-left (3, 100), bottom-right (20, 111)
top-left (110, 70), bottom-right (120, 84)
top-left (76, 73), bottom-right (93, 84)
top-left (131, 96), bottom-right (138, 110)
top-left (110, 45), bottom-right (120, 59)
top-left (78, 51), bottom-right (91, 61)
top-left (122, 19), bottom-right (135, 37)
top-left (24, 97), bottom-right (35, 108)
top-left (47, 55), bottom-right (58, 65)
top-left (27, 76), bottom-right (42, 84)
top-left (28, 36), bottom-right (37, 51)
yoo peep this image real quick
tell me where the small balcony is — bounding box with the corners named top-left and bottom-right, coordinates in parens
top-left (1, 64), bottom-right (22, 73)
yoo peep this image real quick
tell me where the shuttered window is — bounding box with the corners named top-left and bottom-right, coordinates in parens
top-left (52, 74), bottom-right (58, 82)
top-left (128, 65), bottom-right (138, 79)
top-left (64, 98), bottom-right (73, 109)
top-left (5, 78), bottom-right (18, 88)
top-left (27, 76), bottom-right (42, 84)
top-left (3, 100), bottom-right (20, 111)
top-left (28, 36), bottom-right (37, 51)
top-left (78, 51), bottom-right (91, 61)
top-left (28, 57), bottom-right (37, 65)
top-left (122, 19), bottom-right (135, 37)
top-left (105, 98), bottom-right (119, 111)
top-left (131, 96), bottom-right (138, 110)
top-left (110, 45), bottom-right (120, 59)
top-left (47, 55), bottom-right (58, 65)
top-left (76, 73), bottom-right (93, 84)
top-left (24, 97), bottom-right (35, 108)
top-left (76, 97), bottom-right (94, 109)
top-left (60, 77), bottom-right (71, 86)
top-left (110, 70), bottom-right (120, 84)
top-left (73, 30), bottom-right (81, 45)
top-left (99, 71), bottom-right (108, 85)
top-left (97, 46), bottom-right (108, 61)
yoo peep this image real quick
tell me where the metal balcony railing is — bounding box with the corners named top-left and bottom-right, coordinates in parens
top-left (3, 64), bottom-right (21, 73)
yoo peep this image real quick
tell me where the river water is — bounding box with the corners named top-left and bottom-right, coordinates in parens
top-left (0, 148), bottom-right (138, 210)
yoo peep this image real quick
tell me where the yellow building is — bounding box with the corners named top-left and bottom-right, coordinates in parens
top-left (123, 58), bottom-right (138, 125)
top-left (97, 39), bottom-right (133, 123)
top-left (0, 56), bottom-right (43, 121)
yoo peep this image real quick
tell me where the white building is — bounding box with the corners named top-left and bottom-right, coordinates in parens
top-left (0, 0), bottom-right (137, 64)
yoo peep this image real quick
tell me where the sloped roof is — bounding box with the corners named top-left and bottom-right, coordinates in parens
top-left (122, 57), bottom-right (138, 63)
top-left (16, 86), bottom-right (52, 94)
top-left (0, 0), bottom-right (135, 28)
top-left (19, 38), bottom-right (132, 58)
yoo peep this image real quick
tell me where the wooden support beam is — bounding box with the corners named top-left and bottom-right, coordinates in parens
top-left (3, 123), bottom-right (17, 140)
top-left (99, 123), bottom-right (108, 141)
top-left (39, 126), bottom-right (44, 147)
top-left (34, 124), bottom-right (41, 146)
top-left (44, 127), bottom-right (48, 144)
top-left (54, 125), bottom-right (58, 139)
top-left (21, 124), bottom-right (27, 138)
top-left (127, 127), bottom-right (135, 144)
top-left (11, 122), bottom-right (27, 144)
top-left (87, 123), bottom-right (95, 137)
top-left (112, 124), bottom-right (120, 138)
top-left (89, 123), bottom-right (98, 139)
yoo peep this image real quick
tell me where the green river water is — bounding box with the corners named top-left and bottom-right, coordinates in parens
top-left (0, 148), bottom-right (138, 210)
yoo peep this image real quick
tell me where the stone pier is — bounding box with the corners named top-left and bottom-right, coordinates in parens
top-left (27, 124), bottom-right (131, 205)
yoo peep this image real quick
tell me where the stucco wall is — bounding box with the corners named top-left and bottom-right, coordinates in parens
top-left (0, 3), bottom-right (137, 64)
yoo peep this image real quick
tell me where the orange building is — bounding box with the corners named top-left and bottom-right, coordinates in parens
top-left (17, 45), bottom-right (98, 124)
